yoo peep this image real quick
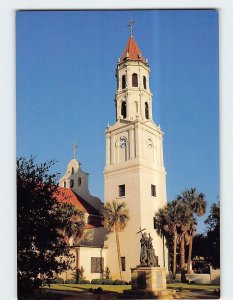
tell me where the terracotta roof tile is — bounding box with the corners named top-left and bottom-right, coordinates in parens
top-left (54, 187), bottom-right (101, 216)
top-left (120, 36), bottom-right (146, 63)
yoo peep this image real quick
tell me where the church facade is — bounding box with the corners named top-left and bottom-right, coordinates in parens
top-left (57, 30), bottom-right (168, 282)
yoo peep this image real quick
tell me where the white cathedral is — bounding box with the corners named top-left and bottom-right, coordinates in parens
top-left (57, 30), bottom-right (168, 282)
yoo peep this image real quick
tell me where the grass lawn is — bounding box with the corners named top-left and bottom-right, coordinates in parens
top-left (43, 284), bottom-right (131, 293)
top-left (167, 283), bottom-right (220, 291)
top-left (44, 283), bottom-right (220, 293)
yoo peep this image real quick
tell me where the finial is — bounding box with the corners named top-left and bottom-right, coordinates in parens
top-left (128, 19), bottom-right (135, 37)
top-left (72, 144), bottom-right (78, 159)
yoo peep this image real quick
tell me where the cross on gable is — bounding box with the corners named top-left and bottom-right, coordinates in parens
top-left (72, 144), bottom-right (78, 159)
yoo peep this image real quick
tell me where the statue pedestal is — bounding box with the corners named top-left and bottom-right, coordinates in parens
top-left (131, 266), bottom-right (166, 292)
top-left (123, 266), bottom-right (173, 299)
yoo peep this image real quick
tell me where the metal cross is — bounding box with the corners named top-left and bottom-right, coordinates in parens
top-left (72, 144), bottom-right (78, 159)
top-left (128, 19), bottom-right (135, 36)
top-left (136, 227), bottom-right (146, 237)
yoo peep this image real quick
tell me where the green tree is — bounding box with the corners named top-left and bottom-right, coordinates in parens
top-left (17, 157), bottom-right (84, 298)
top-left (103, 200), bottom-right (129, 280)
top-left (154, 200), bottom-right (189, 278)
top-left (176, 188), bottom-right (206, 274)
top-left (204, 201), bottom-right (220, 268)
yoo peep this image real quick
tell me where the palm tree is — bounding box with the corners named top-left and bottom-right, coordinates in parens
top-left (59, 202), bottom-right (85, 241)
top-left (103, 200), bottom-right (129, 280)
top-left (177, 188), bottom-right (207, 274)
top-left (154, 200), bottom-right (189, 278)
top-left (186, 217), bottom-right (197, 274)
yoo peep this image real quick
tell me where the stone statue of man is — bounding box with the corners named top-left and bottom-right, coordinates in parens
top-left (140, 232), bottom-right (148, 265)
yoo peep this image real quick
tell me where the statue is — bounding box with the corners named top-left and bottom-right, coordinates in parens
top-left (137, 228), bottom-right (159, 267)
top-left (140, 232), bottom-right (148, 265)
top-left (146, 234), bottom-right (158, 267)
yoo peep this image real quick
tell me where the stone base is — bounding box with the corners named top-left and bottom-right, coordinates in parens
top-left (131, 266), bottom-right (167, 291)
top-left (121, 266), bottom-right (173, 299)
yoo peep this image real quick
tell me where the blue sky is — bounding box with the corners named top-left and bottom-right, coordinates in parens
top-left (16, 10), bottom-right (219, 232)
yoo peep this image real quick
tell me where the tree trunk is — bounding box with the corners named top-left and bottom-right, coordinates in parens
top-left (172, 229), bottom-right (177, 279)
top-left (187, 235), bottom-right (193, 274)
top-left (180, 233), bottom-right (185, 269)
top-left (115, 225), bottom-right (122, 280)
top-left (75, 247), bottom-right (80, 283)
top-left (180, 233), bottom-right (186, 283)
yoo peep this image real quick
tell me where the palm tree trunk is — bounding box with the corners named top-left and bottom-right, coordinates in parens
top-left (180, 233), bottom-right (186, 283)
top-left (180, 233), bottom-right (185, 269)
top-left (187, 235), bottom-right (193, 274)
top-left (115, 225), bottom-right (123, 280)
top-left (172, 229), bottom-right (177, 279)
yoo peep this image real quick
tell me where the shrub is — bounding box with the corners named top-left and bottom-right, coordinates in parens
top-left (102, 267), bottom-right (112, 280)
top-left (78, 279), bottom-right (90, 284)
top-left (167, 278), bottom-right (180, 284)
top-left (53, 278), bottom-right (64, 284)
top-left (102, 279), bottom-right (114, 285)
top-left (113, 279), bottom-right (127, 285)
top-left (91, 279), bottom-right (103, 284)
top-left (77, 266), bottom-right (85, 281)
top-left (65, 279), bottom-right (76, 284)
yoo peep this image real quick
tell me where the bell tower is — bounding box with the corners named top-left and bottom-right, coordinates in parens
top-left (104, 23), bottom-right (168, 281)
top-left (115, 34), bottom-right (152, 122)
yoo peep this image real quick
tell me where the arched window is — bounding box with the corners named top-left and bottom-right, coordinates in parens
top-left (145, 102), bottom-right (149, 119)
top-left (78, 177), bottom-right (81, 186)
top-left (122, 75), bottom-right (126, 89)
top-left (70, 179), bottom-right (74, 188)
top-left (64, 181), bottom-right (66, 188)
top-left (71, 167), bottom-right (74, 174)
top-left (121, 101), bottom-right (127, 119)
top-left (143, 76), bottom-right (147, 89)
top-left (132, 73), bottom-right (138, 87)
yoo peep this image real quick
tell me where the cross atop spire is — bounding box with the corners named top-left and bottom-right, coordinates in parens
top-left (128, 19), bottom-right (135, 37)
top-left (72, 144), bottom-right (78, 159)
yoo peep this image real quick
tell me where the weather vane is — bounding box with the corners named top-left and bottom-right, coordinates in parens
top-left (72, 144), bottom-right (78, 159)
top-left (128, 19), bottom-right (135, 37)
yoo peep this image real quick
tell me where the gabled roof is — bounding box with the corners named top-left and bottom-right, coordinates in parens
top-left (120, 36), bottom-right (146, 63)
top-left (54, 187), bottom-right (100, 216)
top-left (54, 186), bottom-right (88, 213)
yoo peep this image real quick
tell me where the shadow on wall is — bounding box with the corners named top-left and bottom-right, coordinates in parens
top-left (78, 227), bottom-right (108, 247)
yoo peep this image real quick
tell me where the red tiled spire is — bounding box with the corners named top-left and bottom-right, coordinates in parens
top-left (120, 36), bottom-right (146, 63)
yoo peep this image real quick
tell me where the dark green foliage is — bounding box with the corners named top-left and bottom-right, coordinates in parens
top-left (17, 157), bottom-right (84, 298)
top-left (76, 266), bottom-right (85, 283)
top-left (205, 201), bottom-right (220, 268)
top-left (192, 201), bottom-right (220, 269)
top-left (53, 277), bottom-right (65, 284)
top-left (102, 266), bottom-right (112, 280)
top-left (102, 279), bottom-right (114, 285)
top-left (154, 188), bottom-right (207, 279)
top-left (78, 279), bottom-right (90, 284)
top-left (91, 279), bottom-right (103, 284)
top-left (113, 279), bottom-right (127, 285)
top-left (65, 279), bottom-right (76, 284)
top-left (90, 278), bottom-right (126, 285)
